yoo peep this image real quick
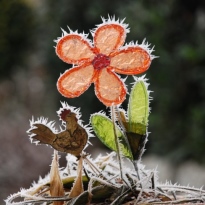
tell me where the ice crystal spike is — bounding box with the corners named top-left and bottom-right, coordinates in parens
top-left (57, 101), bottom-right (82, 124)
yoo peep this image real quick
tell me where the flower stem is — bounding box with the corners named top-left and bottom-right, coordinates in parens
top-left (111, 105), bottom-right (123, 180)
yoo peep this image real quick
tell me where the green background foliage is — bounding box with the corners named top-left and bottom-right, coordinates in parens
top-left (0, 0), bottom-right (34, 78)
top-left (0, 0), bottom-right (205, 202)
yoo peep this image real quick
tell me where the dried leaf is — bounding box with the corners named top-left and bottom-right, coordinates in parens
top-left (50, 150), bottom-right (65, 205)
top-left (31, 123), bottom-right (56, 144)
top-left (29, 110), bottom-right (88, 157)
top-left (126, 132), bottom-right (146, 161)
top-left (69, 157), bottom-right (84, 198)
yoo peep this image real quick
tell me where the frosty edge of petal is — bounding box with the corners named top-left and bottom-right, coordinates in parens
top-left (56, 35), bottom-right (96, 65)
top-left (94, 24), bottom-right (127, 55)
top-left (57, 64), bottom-right (95, 98)
top-left (110, 47), bottom-right (151, 75)
top-left (95, 69), bottom-right (126, 106)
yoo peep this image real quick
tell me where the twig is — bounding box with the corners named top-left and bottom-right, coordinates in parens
top-left (152, 197), bottom-right (205, 204)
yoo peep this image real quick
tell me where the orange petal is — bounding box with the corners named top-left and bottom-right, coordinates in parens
top-left (56, 35), bottom-right (96, 65)
top-left (57, 64), bottom-right (96, 98)
top-left (95, 69), bottom-right (126, 106)
top-left (94, 24), bottom-right (126, 55)
top-left (110, 47), bottom-right (151, 75)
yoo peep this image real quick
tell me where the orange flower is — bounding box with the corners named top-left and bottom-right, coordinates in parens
top-left (55, 17), bottom-right (154, 106)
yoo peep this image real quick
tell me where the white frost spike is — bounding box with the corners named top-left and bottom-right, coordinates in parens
top-left (54, 26), bottom-right (92, 46)
top-left (27, 116), bottom-right (59, 144)
top-left (57, 101), bottom-right (94, 142)
top-left (95, 152), bottom-right (116, 169)
top-left (57, 101), bottom-right (82, 124)
top-left (61, 28), bottom-right (68, 36)
top-left (123, 39), bottom-right (157, 60)
top-left (108, 105), bottom-right (119, 122)
top-left (90, 15), bottom-right (130, 37)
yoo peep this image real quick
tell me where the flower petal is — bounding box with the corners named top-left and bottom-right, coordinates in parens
top-left (56, 35), bottom-right (96, 65)
top-left (57, 64), bottom-right (95, 98)
top-left (95, 69), bottom-right (126, 106)
top-left (94, 24), bottom-right (126, 55)
top-left (110, 47), bottom-right (151, 75)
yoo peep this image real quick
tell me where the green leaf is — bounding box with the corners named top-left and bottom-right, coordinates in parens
top-left (90, 114), bottom-right (133, 160)
top-left (125, 78), bottom-right (150, 161)
top-left (128, 80), bottom-right (149, 135)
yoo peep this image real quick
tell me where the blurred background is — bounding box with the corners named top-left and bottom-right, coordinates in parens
top-left (1, 0), bottom-right (205, 202)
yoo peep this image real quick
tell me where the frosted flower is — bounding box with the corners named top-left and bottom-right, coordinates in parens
top-left (55, 16), bottom-right (154, 106)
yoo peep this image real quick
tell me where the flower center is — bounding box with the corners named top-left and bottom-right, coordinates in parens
top-left (92, 54), bottom-right (110, 70)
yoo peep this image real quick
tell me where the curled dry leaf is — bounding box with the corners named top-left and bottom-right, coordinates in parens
top-left (69, 156), bottom-right (84, 198)
top-left (50, 150), bottom-right (65, 205)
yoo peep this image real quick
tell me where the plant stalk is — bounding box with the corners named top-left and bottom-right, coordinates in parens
top-left (111, 105), bottom-right (123, 180)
